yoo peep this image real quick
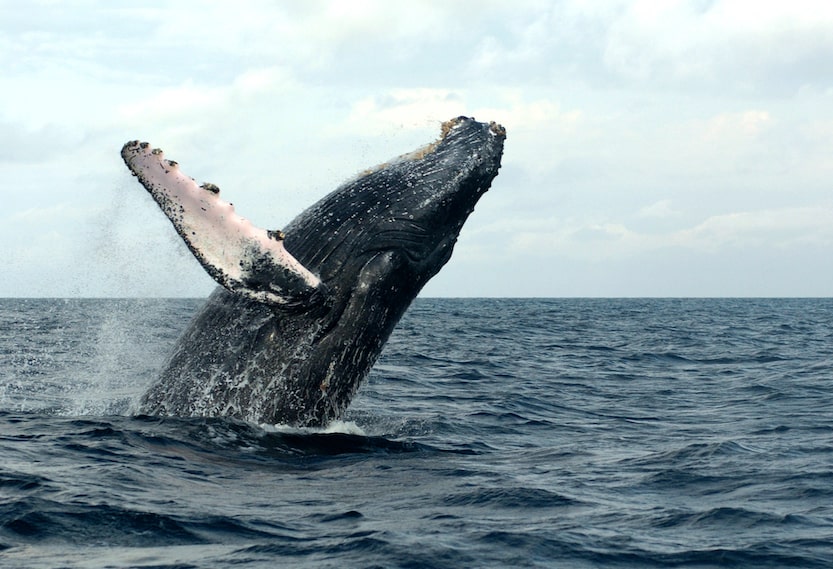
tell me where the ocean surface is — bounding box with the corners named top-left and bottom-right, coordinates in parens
top-left (1, 297), bottom-right (832, 568)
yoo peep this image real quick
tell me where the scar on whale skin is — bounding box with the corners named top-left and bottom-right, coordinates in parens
top-left (121, 141), bottom-right (326, 308)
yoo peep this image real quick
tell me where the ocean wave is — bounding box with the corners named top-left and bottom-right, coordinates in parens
top-left (3, 298), bottom-right (833, 568)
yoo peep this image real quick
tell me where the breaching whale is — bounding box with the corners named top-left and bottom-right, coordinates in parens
top-left (122, 117), bottom-right (505, 427)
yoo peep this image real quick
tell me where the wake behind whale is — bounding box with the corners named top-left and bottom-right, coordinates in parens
top-left (122, 117), bottom-right (505, 427)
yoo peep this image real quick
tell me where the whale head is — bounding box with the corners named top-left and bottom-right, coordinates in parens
top-left (285, 117), bottom-right (506, 302)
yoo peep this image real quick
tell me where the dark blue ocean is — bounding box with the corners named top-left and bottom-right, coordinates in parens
top-left (1, 298), bottom-right (832, 568)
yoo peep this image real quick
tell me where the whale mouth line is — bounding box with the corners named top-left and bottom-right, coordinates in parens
top-left (389, 217), bottom-right (430, 234)
top-left (365, 224), bottom-right (433, 263)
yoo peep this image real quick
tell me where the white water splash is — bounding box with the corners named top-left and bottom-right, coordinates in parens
top-left (259, 419), bottom-right (366, 436)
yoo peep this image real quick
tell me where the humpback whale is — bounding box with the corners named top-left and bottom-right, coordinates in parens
top-left (122, 117), bottom-right (505, 427)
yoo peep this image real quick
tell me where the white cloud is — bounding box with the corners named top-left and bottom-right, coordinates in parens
top-left (638, 200), bottom-right (678, 219)
top-left (700, 110), bottom-right (772, 141)
top-left (2, 1), bottom-right (833, 297)
top-left (474, 92), bottom-right (583, 132)
top-left (601, 0), bottom-right (833, 89)
top-left (673, 206), bottom-right (833, 251)
top-left (118, 82), bottom-right (226, 121)
top-left (345, 89), bottom-right (467, 134)
top-left (468, 204), bottom-right (833, 267)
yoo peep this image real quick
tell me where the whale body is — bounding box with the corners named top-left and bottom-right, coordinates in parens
top-left (122, 117), bottom-right (505, 427)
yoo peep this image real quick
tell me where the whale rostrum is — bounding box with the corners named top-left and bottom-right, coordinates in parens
top-left (123, 117), bottom-right (505, 427)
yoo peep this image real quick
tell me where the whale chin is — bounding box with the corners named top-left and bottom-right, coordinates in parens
top-left (125, 116), bottom-right (505, 427)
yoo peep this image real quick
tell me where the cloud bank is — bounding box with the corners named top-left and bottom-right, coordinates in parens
top-left (1, 1), bottom-right (831, 297)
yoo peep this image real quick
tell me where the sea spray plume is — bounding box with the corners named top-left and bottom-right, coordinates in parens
top-left (123, 117), bottom-right (505, 427)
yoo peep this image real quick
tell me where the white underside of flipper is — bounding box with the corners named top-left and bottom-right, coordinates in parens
top-left (121, 141), bottom-right (324, 307)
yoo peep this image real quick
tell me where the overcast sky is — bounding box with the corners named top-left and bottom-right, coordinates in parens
top-left (2, 0), bottom-right (832, 297)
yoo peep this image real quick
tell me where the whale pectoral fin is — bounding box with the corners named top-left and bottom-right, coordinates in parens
top-left (121, 140), bottom-right (327, 307)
